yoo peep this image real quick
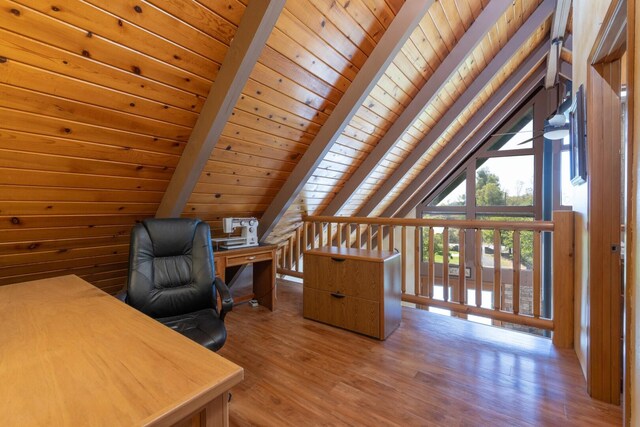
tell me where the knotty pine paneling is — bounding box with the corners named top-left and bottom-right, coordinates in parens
top-left (186, 0), bottom-right (402, 233)
top-left (0, 0), bottom-right (242, 291)
top-left (267, 0), bottom-right (479, 241)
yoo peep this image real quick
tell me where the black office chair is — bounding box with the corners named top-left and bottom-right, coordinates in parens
top-left (118, 218), bottom-right (232, 351)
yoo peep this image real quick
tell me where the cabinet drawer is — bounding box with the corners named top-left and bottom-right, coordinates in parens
top-left (304, 254), bottom-right (381, 301)
top-left (226, 250), bottom-right (272, 267)
top-left (303, 287), bottom-right (380, 338)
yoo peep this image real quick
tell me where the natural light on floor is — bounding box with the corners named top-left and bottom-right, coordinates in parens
top-left (427, 286), bottom-right (501, 326)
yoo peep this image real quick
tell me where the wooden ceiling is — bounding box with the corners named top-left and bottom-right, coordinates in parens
top-left (0, 0), bottom-right (562, 291)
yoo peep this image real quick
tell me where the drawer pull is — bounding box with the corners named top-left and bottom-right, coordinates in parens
top-left (246, 256), bottom-right (256, 261)
top-left (330, 292), bottom-right (345, 298)
top-left (330, 257), bottom-right (346, 262)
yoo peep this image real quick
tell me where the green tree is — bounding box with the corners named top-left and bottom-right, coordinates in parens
top-left (476, 169), bottom-right (506, 206)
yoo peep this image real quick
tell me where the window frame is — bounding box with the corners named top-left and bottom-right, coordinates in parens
top-left (419, 102), bottom-right (542, 221)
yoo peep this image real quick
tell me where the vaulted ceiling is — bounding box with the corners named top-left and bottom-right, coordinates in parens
top-left (0, 0), bottom-right (571, 291)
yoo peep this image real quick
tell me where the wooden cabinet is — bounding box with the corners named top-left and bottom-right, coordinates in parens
top-left (303, 247), bottom-right (401, 340)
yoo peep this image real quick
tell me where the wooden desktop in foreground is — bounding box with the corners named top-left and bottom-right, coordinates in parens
top-left (0, 275), bottom-right (243, 426)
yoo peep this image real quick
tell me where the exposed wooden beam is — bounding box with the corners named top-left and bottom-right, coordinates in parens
top-left (354, 0), bottom-right (555, 218)
top-left (560, 35), bottom-right (573, 69)
top-left (321, 0), bottom-right (513, 217)
top-left (257, 0), bottom-right (435, 241)
top-left (564, 34), bottom-right (573, 52)
top-left (559, 60), bottom-right (572, 81)
top-left (389, 60), bottom-right (547, 219)
top-left (544, 0), bottom-right (571, 88)
top-left (156, 1), bottom-right (286, 218)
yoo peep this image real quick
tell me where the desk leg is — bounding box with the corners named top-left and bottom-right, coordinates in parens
top-left (253, 256), bottom-right (275, 311)
top-left (200, 392), bottom-right (229, 427)
top-left (173, 391), bottom-right (229, 427)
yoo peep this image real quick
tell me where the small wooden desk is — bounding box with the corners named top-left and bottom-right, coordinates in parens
top-left (0, 275), bottom-right (243, 427)
top-left (213, 245), bottom-right (277, 310)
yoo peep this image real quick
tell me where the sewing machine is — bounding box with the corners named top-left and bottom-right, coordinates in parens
top-left (211, 217), bottom-right (259, 249)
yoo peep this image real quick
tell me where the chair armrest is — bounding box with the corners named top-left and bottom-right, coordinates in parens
top-left (214, 277), bottom-right (233, 321)
top-left (115, 289), bottom-right (127, 303)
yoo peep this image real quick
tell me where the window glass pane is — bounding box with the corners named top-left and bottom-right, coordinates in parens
top-left (560, 146), bottom-right (574, 206)
top-left (489, 110), bottom-right (533, 150)
top-left (475, 156), bottom-right (534, 206)
top-left (428, 172), bottom-right (466, 206)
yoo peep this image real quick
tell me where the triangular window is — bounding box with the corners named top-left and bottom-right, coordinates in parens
top-left (428, 172), bottom-right (466, 207)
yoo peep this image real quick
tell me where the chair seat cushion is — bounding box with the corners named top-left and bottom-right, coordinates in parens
top-left (157, 308), bottom-right (227, 351)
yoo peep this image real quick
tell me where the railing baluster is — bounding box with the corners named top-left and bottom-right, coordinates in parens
top-left (493, 229), bottom-right (501, 310)
top-left (295, 227), bottom-right (301, 271)
top-left (377, 224), bottom-right (384, 250)
top-left (475, 229), bottom-right (482, 308)
top-left (443, 227), bottom-right (449, 302)
top-left (356, 225), bottom-right (362, 249)
top-left (366, 225), bottom-right (372, 250)
top-left (310, 222), bottom-right (316, 249)
top-left (458, 228), bottom-right (466, 304)
top-left (401, 226), bottom-right (407, 294)
top-left (286, 241), bottom-right (290, 270)
top-left (414, 226), bottom-right (421, 296)
top-left (303, 222), bottom-right (308, 252)
top-left (327, 222), bottom-right (333, 247)
top-left (389, 225), bottom-right (395, 252)
top-left (428, 227), bottom-right (435, 298)
top-left (288, 235), bottom-right (294, 271)
top-left (336, 223), bottom-right (342, 248)
top-left (346, 224), bottom-right (351, 248)
top-left (533, 231), bottom-right (541, 318)
top-left (512, 230), bottom-right (520, 315)
top-left (280, 245), bottom-right (286, 270)
top-left (318, 222), bottom-right (324, 248)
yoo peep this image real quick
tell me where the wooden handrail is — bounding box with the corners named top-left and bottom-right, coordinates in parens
top-left (303, 215), bottom-right (555, 231)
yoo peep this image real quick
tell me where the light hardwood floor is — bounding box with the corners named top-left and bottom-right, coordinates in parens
top-left (219, 279), bottom-right (621, 426)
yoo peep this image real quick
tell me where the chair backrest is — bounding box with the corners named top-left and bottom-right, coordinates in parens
top-left (126, 218), bottom-right (216, 318)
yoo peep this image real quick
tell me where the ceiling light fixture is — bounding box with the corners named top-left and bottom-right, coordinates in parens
top-left (543, 114), bottom-right (569, 139)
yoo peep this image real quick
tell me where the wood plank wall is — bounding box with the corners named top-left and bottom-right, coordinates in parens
top-left (183, 0), bottom-right (404, 238)
top-left (0, 0), bottom-right (553, 292)
top-left (0, 0), bottom-right (243, 292)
